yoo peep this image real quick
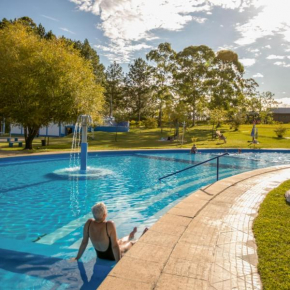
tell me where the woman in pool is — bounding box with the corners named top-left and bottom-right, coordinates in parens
top-left (71, 202), bottom-right (147, 262)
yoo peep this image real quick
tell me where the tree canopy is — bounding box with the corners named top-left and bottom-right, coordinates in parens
top-left (0, 21), bottom-right (104, 149)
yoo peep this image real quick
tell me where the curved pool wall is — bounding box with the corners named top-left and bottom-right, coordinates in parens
top-left (1, 148), bottom-right (290, 290)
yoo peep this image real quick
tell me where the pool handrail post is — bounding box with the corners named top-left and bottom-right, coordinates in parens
top-left (217, 156), bottom-right (219, 180)
top-left (158, 152), bottom-right (229, 181)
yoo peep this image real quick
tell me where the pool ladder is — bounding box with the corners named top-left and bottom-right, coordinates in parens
top-left (159, 153), bottom-right (229, 181)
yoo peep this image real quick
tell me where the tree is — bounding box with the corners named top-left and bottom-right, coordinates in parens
top-left (0, 17), bottom-right (56, 39)
top-left (246, 90), bottom-right (277, 123)
top-left (208, 50), bottom-right (245, 110)
top-left (72, 39), bottom-right (105, 84)
top-left (173, 45), bottom-right (215, 126)
top-left (124, 58), bottom-right (152, 122)
top-left (59, 37), bottom-right (105, 84)
top-left (257, 91), bottom-right (277, 123)
top-left (0, 22), bottom-right (104, 149)
top-left (104, 62), bottom-right (125, 117)
top-left (146, 42), bottom-right (176, 131)
top-left (163, 99), bottom-right (189, 138)
top-left (209, 108), bottom-right (227, 138)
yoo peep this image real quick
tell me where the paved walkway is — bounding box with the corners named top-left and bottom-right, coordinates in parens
top-left (99, 165), bottom-right (290, 290)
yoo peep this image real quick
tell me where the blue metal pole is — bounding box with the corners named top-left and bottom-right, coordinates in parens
top-left (80, 142), bottom-right (88, 171)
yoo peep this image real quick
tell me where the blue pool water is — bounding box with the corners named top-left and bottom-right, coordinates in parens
top-left (1, 149), bottom-right (290, 289)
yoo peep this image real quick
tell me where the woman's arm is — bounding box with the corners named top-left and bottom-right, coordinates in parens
top-left (71, 219), bottom-right (92, 261)
top-left (107, 221), bottom-right (121, 262)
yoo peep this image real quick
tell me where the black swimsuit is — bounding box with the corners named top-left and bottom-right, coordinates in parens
top-left (88, 221), bottom-right (115, 261)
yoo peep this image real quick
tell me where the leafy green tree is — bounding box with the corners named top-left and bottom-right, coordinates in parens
top-left (209, 50), bottom-right (245, 110)
top-left (124, 58), bottom-right (152, 122)
top-left (0, 22), bottom-right (104, 149)
top-left (104, 62), bottom-right (125, 117)
top-left (229, 110), bottom-right (246, 131)
top-left (146, 42), bottom-right (176, 131)
top-left (0, 17), bottom-right (56, 39)
top-left (73, 39), bottom-right (105, 84)
top-left (60, 37), bottom-right (105, 84)
top-left (173, 45), bottom-right (215, 126)
top-left (246, 91), bottom-right (277, 123)
top-left (243, 78), bottom-right (259, 116)
top-left (163, 100), bottom-right (189, 137)
top-left (209, 108), bottom-right (227, 138)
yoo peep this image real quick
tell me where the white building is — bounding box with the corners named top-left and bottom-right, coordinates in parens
top-left (10, 123), bottom-right (69, 137)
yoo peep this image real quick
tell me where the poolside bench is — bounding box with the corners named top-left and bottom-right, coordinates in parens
top-left (9, 141), bottom-right (23, 147)
top-left (6, 137), bottom-right (19, 142)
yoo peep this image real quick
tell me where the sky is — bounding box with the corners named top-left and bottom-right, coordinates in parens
top-left (1, 0), bottom-right (290, 106)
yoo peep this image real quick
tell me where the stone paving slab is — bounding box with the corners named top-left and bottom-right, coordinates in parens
top-left (98, 165), bottom-right (290, 290)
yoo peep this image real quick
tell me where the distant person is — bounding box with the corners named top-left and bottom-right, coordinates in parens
top-left (190, 144), bottom-right (197, 154)
top-left (71, 202), bottom-right (148, 262)
top-left (220, 133), bottom-right (226, 143)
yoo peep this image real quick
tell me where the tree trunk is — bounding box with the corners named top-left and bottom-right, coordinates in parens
top-left (174, 120), bottom-right (179, 138)
top-left (192, 103), bottom-right (196, 127)
top-left (159, 102), bottom-right (163, 133)
top-left (110, 94), bottom-right (113, 117)
top-left (212, 124), bottom-right (215, 139)
top-left (24, 127), bottom-right (39, 149)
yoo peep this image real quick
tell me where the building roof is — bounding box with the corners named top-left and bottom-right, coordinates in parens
top-left (271, 107), bottom-right (290, 114)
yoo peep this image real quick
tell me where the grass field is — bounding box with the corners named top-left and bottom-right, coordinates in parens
top-left (253, 180), bottom-right (290, 290)
top-left (0, 123), bottom-right (290, 154)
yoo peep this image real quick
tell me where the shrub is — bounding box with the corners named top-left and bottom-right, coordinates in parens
top-left (231, 114), bottom-right (245, 131)
top-left (130, 120), bottom-right (137, 127)
top-left (274, 124), bottom-right (288, 138)
top-left (143, 118), bottom-right (157, 129)
top-left (136, 121), bottom-right (144, 127)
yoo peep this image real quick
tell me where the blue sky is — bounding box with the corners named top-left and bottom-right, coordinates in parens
top-left (1, 0), bottom-right (290, 106)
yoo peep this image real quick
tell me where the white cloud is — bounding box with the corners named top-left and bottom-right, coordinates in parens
top-left (41, 15), bottom-right (59, 22)
top-left (218, 44), bottom-right (237, 51)
top-left (235, 0), bottom-right (290, 46)
top-left (247, 48), bottom-right (259, 52)
top-left (275, 97), bottom-right (290, 106)
top-left (69, 0), bottom-right (254, 62)
top-left (253, 73), bottom-right (263, 78)
top-left (59, 27), bottom-right (75, 35)
top-left (70, 0), bottom-right (290, 62)
top-left (266, 55), bottom-right (285, 59)
top-left (240, 58), bottom-right (256, 66)
top-left (274, 61), bottom-right (290, 67)
top-left (95, 42), bottom-right (152, 63)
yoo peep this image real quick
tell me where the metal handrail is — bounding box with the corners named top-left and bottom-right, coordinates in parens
top-left (159, 153), bottom-right (229, 181)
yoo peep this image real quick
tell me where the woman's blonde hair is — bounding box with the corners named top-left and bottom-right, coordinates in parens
top-left (91, 202), bottom-right (107, 221)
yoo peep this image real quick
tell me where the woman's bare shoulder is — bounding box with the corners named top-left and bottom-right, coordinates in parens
top-left (85, 218), bottom-right (94, 226)
top-left (106, 220), bottom-right (116, 229)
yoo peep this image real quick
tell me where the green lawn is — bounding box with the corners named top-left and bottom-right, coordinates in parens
top-left (0, 123), bottom-right (290, 154)
top-left (253, 180), bottom-right (290, 290)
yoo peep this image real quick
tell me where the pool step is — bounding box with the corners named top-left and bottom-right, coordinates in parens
top-left (0, 236), bottom-right (64, 258)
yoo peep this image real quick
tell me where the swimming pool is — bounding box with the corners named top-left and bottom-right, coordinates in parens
top-left (1, 149), bottom-right (290, 289)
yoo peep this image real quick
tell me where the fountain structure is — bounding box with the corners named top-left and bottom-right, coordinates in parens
top-left (79, 115), bottom-right (92, 172)
top-left (54, 115), bottom-right (112, 178)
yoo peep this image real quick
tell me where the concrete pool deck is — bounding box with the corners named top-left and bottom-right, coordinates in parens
top-left (99, 164), bottom-right (290, 290)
